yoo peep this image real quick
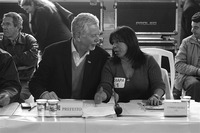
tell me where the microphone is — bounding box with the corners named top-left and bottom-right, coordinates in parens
top-left (112, 89), bottom-right (122, 116)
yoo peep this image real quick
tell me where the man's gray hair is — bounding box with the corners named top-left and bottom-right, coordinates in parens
top-left (71, 13), bottom-right (99, 38)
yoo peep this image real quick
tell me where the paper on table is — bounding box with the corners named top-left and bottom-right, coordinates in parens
top-left (82, 101), bottom-right (115, 118)
top-left (13, 100), bottom-right (116, 117)
top-left (120, 100), bottom-right (164, 117)
top-left (145, 105), bottom-right (164, 110)
top-left (0, 102), bottom-right (19, 116)
top-left (13, 103), bottom-right (37, 117)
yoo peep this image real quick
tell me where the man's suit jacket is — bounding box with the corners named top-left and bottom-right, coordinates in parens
top-left (29, 39), bottom-right (110, 99)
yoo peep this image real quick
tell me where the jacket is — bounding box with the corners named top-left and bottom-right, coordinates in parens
top-left (0, 48), bottom-right (21, 103)
top-left (175, 35), bottom-right (200, 90)
top-left (30, 6), bottom-right (71, 53)
top-left (29, 39), bottom-right (110, 99)
top-left (0, 32), bottom-right (39, 81)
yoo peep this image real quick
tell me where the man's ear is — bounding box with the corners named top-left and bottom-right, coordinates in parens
top-left (75, 32), bottom-right (82, 41)
top-left (18, 25), bottom-right (23, 32)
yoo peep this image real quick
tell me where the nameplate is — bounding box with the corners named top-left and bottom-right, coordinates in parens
top-left (57, 99), bottom-right (83, 116)
top-left (164, 100), bottom-right (187, 117)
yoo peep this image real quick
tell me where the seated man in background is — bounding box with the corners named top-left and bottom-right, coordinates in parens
top-left (29, 13), bottom-right (110, 100)
top-left (0, 12), bottom-right (39, 101)
top-left (0, 48), bottom-right (21, 107)
top-left (175, 12), bottom-right (200, 102)
top-left (180, 0), bottom-right (200, 42)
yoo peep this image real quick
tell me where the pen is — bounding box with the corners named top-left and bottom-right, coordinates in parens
top-left (28, 105), bottom-right (36, 111)
top-left (138, 102), bottom-right (146, 111)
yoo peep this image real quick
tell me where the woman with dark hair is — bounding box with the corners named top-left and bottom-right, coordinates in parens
top-left (94, 26), bottom-right (165, 106)
top-left (18, 0), bottom-right (72, 53)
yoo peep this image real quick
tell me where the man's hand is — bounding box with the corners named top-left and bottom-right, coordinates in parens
top-left (94, 87), bottom-right (107, 104)
top-left (40, 91), bottom-right (59, 100)
top-left (0, 92), bottom-right (10, 107)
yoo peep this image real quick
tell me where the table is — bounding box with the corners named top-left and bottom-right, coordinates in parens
top-left (0, 100), bottom-right (200, 133)
top-left (0, 102), bottom-right (85, 133)
top-left (86, 100), bottom-right (200, 133)
top-left (1, 117), bottom-right (85, 133)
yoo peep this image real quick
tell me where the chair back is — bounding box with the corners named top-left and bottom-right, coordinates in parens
top-left (141, 48), bottom-right (175, 99)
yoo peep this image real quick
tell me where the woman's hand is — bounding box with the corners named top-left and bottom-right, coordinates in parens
top-left (0, 92), bottom-right (10, 107)
top-left (147, 94), bottom-right (162, 106)
top-left (94, 87), bottom-right (107, 104)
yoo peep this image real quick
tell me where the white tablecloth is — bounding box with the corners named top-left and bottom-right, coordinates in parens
top-left (0, 100), bottom-right (200, 133)
top-left (86, 100), bottom-right (200, 133)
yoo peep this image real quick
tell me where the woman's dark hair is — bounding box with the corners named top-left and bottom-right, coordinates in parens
top-left (18, 0), bottom-right (56, 13)
top-left (109, 26), bottom-right (146, 69)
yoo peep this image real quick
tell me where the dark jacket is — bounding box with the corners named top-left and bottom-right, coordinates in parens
top-left (29, 39), bottom-right (110, 99)
top-left (0, 48), bottom-right (21, 103)
top-left (0, 32), bottom-right (39, 81)
top-left (31, 6), bottom-right (71, 53)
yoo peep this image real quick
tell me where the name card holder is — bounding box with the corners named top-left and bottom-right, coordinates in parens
top-left (57, 99), bottom-right (83, 117)
top-left (164, 100), bottom-right (187, 117)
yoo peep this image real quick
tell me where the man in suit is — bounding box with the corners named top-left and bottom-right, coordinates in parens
top-left (29, 13), bottom-right (110, 100)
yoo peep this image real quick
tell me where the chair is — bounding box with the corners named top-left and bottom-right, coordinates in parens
top-left (161, 68), bottom-right (172, 99)
top-left (141, 48), bottom-right (175, 99)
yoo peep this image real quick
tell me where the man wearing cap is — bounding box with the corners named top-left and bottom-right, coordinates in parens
top-left (175, 12), bottom-right (200, 102)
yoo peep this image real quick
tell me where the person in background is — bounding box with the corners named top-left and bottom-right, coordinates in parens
top-left (175, 12), bottom-right (200, 102)
top-left (0, 48), bottom-right (21, 106)
top-left (18, 0), bottom-right (72, 54)
top-left (19, 13), bottom-right (32, 35)
top-left (0, 12), bottom-right (39, 101)
top-left (94, 26), bottom-right (165, 106)
top-left (180, 0), bottom-right (200, 42)
top-left (29, 13), bottom-right (110, 100)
